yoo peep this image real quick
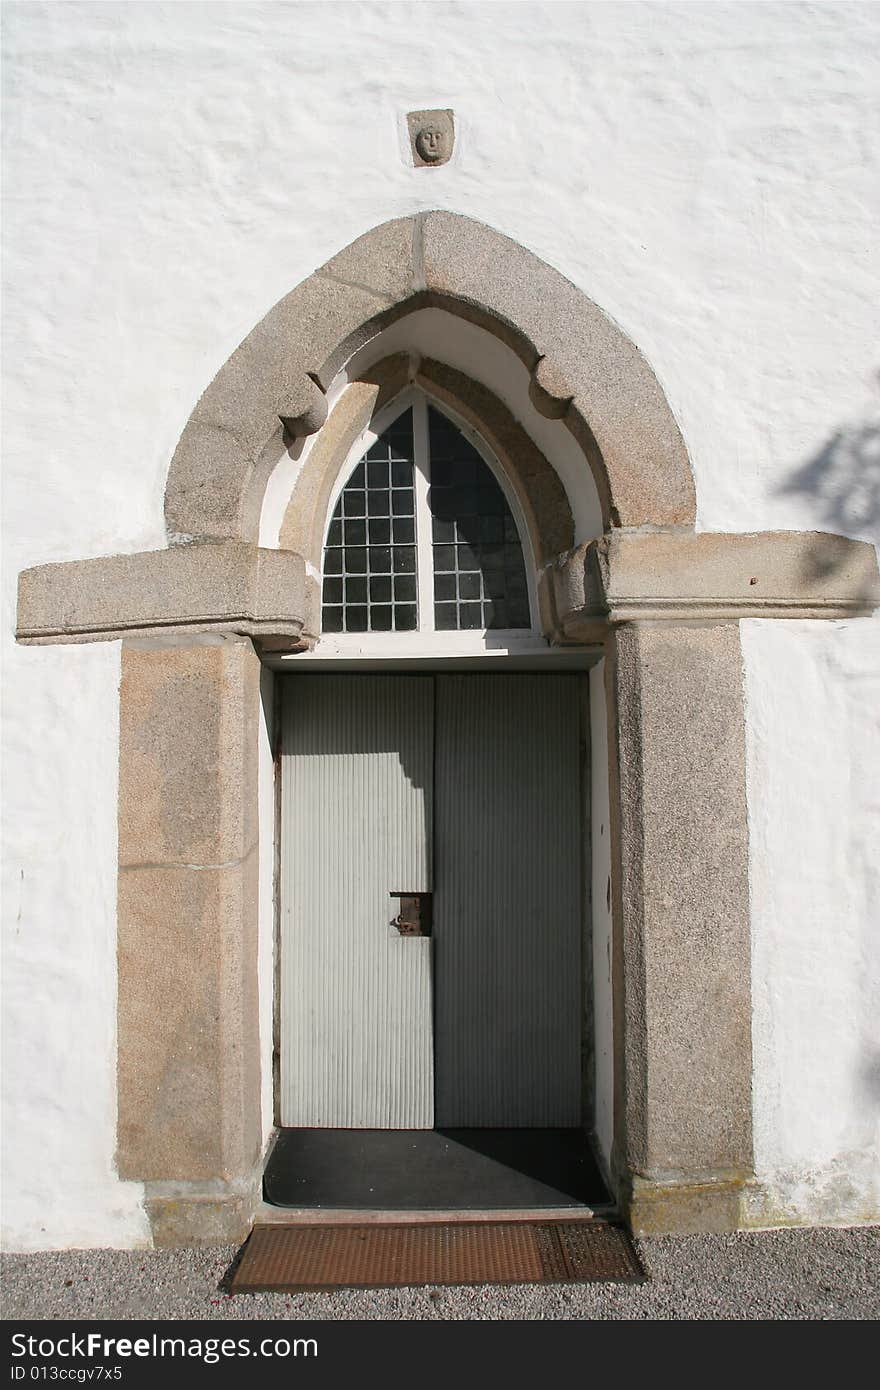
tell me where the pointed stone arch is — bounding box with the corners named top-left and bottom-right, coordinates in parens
top-left (163, 212), bottom-right (696, 544)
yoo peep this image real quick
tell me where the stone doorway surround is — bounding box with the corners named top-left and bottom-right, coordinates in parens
top-left (15, 213), bottom-right (880, 1245)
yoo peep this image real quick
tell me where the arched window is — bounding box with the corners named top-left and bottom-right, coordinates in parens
top-left (321, 395), bottom-right (532, 638)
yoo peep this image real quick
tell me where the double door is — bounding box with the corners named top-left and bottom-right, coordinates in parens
top-left (280, 673), bottom-right (584, 1128)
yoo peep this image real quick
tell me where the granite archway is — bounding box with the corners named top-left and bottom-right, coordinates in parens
top-left (15, 214), bottom-right (879, 1244)
top-left (163, 212), bottom-right (696, 546)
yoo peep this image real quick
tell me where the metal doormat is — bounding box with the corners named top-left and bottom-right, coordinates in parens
top-left (230, 1221), bottom-right (646, 1293)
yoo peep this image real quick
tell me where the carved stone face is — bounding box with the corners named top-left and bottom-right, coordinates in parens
top-left (407, 109), bottom-right (455, 168)
top-left (415, 125), bottom-right (448, 163)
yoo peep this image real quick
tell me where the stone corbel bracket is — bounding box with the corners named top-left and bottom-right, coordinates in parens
top-left (16, 541), bottom-right (309, 647)
top-left (553, 530), bottom-right (880, 640)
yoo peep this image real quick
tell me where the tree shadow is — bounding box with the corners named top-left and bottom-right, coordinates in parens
top-left (780, 420), bottom-right (880, 536)
top-left (775, 408), bottom-right (880, 602)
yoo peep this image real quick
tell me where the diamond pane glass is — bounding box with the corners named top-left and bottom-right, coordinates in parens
top-left (322, 409), bottom-right (418, 633)
top-left (427, 406), bottom-right (530, 630)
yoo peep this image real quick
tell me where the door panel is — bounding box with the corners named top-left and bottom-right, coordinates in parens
top-left (433, 674), bottom-right (583, 1126)
top-left (281, 675), bottom-right (434, 1127)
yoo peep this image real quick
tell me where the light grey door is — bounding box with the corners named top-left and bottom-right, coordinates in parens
top-left (280, 675), bottom-right (434, 1127)
top-left (281, 672), bottom-right (583, 1129)
top-left (433, 674), bottom-right (583, 1126)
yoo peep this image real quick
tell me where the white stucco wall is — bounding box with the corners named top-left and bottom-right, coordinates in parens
top-left (2, 1), bottom-right (878, 1246)
top-left (0, 641), bottom-right (150, 1250)
top-left (743, 617), bottom-right (880, 1226)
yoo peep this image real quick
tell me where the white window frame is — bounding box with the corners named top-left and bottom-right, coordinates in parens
top-left (309, 389), bottom-right (546, 661)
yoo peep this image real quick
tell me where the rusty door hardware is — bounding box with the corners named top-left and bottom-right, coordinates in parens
top-left (389, 892), bottom-right (432, 937)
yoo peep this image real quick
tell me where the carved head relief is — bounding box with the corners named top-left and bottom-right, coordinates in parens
top-left (407, 109), bottom-right (455, 167)
top-left (415, 126), bottom-right (446, 163)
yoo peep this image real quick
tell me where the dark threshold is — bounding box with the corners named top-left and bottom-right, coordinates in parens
top-left (263, 1128), bottom-right (611, 1211)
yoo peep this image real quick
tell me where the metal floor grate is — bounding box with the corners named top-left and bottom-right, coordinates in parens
top-left (231, 1221), bottom-right (645, 1293)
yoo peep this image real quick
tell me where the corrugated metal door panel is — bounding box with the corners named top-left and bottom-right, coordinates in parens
top-left (434, 674), bottom-right (583, 1127)
top-left (281, 675), bottom-right (434, 1128)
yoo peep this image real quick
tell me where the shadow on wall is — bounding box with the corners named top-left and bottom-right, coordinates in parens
top-left (777, 392), bottom-right (880, 601)
top-left (861, 1047), bottom-right (880, 1108)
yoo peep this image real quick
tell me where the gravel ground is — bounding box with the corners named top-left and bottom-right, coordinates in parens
top-left (1, 1226), bottom-right (878, 1321)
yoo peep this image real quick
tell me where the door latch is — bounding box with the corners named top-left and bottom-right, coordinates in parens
top-left (389, 892), bottom-right (432, 937)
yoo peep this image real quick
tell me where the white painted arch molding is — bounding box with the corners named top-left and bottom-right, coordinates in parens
top-left (164, 212), bottom-right (696, 544)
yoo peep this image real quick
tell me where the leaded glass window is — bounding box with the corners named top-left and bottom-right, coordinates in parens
top-left (427, 406), bottom-right (530, 631)
top-left (321, 397), bottom-right (532, 637)
top-left (322, 409), bottom-right (418, 634)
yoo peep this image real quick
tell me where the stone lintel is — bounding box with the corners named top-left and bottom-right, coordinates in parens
top-left (554, 529), bottom-right (880, 635)
top-left (16, 541), bottom-right (308, 648)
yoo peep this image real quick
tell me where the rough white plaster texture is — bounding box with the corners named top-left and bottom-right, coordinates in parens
top-left (3, 1), bottom-right (879, 1246)
top-left (590, 663), bottom-right (614, 1174)
top-left (0, 642), bottom-right (149, 1251)
top-left (744, 618), bottom-right (880, 1226)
